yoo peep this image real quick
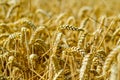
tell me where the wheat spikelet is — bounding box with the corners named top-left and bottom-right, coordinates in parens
top-left (52, 32), bottom-right (62, 54)
top-left (102, 46), bottom-right (120, 76)
top-left (3, 32), bottom-right (21, 50)
top-left (91, 50), bottom-right (105, 76)
top-left (60, 25), bottom-right (84, 32)
top-left (0, 33), bottom-right (9, 39)
top-left (29, 26), bottom-right (45, 45)
top-left (53, 32), bottom-right (62, 47)
top-left (92, 49), bottom-right (106, 75)
top-left (51, 55), bottom-right (61, 73)
top-left (0, 33), bottom-right (9, 45)
top-left (29, 54), bottom-right (38, 69)
top-left (91, 57), bottom-right (99, 68)
top-left (79, 45), bottom-right (96, 80)
top-left (9, 32), bottom-right (21, 39)
top-left (33, 39), bottom-right (49, 53)
top-left (77, 18), bottom-right (89, 49)
top-left (96, 64), bottom-right (102, 75)
top-left (77, 32), bottom-right (87, 48)
top-left (7, 56), bottom-right (15, 79)
top-left (85, 41), bottom-right (94, 53)
top-left (62, 46), bottom-right (86, 59)
top-left (20, 27), bottom-right (31, 49)
top-left (79, 53), bottom-right (92, 80)
top-left (70, 46), bottom-right (86, 57)
top-left (14, 18), bottom-right (36, 30)
top-left (20, 27), bottom-right (28, 45)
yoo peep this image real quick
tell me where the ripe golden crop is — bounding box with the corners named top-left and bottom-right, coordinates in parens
top-left (0, 0), bottom-right (120, 80)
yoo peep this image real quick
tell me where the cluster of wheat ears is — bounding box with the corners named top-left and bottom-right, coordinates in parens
top-left (0, 0), bottom-right (120, 80)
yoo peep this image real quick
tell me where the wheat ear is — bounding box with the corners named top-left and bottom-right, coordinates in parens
top-left (60, 25), bottom-right (84, 32)
top-left (29, 26), bottom-right (45, 45)
top-left (102, 46), bottom-right (120, 76)
top-left (14, 18), bottom-right (36, 30)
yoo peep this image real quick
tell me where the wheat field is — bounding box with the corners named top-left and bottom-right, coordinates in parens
top-left (0, 0), bottom-right (120, 80)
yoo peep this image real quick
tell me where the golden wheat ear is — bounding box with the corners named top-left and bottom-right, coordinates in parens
top-left (77, 32), bottom-right (87, 48)
top-left (60, 25), bottom-right (84, 32)
top-left (102, 46), bottom-right (120, 79)
top-left (14, 18), bottom-right (36, 30)
top-left (79, 53), bottom-right (92, 80)
top-left (29, 26), bottom-right (45, 45)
